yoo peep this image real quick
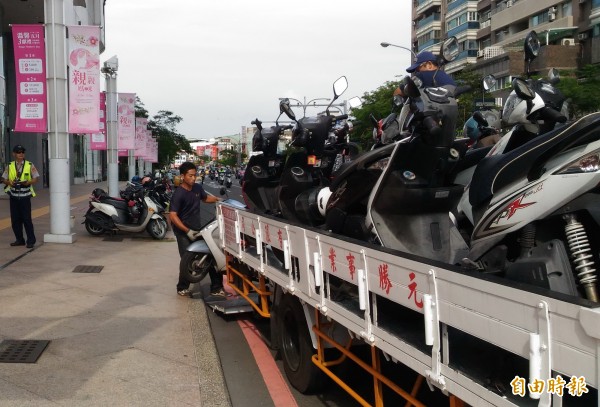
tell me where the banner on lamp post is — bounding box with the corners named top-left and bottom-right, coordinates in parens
top-left (67, 25), bottom-right (100, 133)
top-left (152, 140), bottom-right (158, 163)
top-left (90, 92), bottom-right (106, 150)
top-left (12, 24), bottom-right (47, 133)
top-left (117, 93), bottom-right (135, 150)
top-left (135, 118), bottom-right (148, 158)
top-left (145, 131), bottom-right (154, 161)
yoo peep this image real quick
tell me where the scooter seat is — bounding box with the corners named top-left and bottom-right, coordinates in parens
top-left (100, 196), bottom-right (130, 211)
top-left (330, 143), bottom-right (396, 190)
top-left (469, 112), bottom-right (600, 209)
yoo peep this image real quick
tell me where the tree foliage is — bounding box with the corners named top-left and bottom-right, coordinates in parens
top-left (555, 64), bottom-right (600, 118)
top-left (348, 81), bottom-right (398, 150)
top-left (134, 98), bottom-right (192, 169)
top-left (349, 68), bottom-right (488, 149)
top-left (217, 148), bottom-right (246, 167)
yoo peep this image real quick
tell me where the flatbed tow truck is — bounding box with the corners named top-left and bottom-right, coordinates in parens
top-left (211, 201), bottom-right (599, 406)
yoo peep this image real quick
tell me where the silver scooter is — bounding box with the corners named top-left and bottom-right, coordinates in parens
top-left (179, 194), bottom-right (245, 283)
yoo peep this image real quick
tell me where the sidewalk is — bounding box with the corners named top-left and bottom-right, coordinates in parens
top-left (0, 182), bottom-right (231, 406)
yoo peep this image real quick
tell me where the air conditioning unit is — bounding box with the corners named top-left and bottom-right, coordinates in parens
top-left (549, 12), bottom-right (556, 21)
top-left (578, 32), bottom-right (589, 40)
top-left (561, 38), bottom-right (576, 46)
top-left (477, 50), bottom-right (485, 57)
top-left (507, 0), bottom-right (513, 7)
top-left (549, 6), bottom-right (557, 13)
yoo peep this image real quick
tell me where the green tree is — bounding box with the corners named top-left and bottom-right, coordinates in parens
top-left (452, 67), bottom-right (488, 135)
top-left (556, 64), bottom-right (600, 118)
top-left (349, 81), bottom-right (398, 149)
top-left (147, 110), bottom-right (192, 168)
top-left (218, 148), bottom-right (239, 167)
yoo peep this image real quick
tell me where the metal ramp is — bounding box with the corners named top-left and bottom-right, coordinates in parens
top-left (206, 293), bottom-right (259, 315)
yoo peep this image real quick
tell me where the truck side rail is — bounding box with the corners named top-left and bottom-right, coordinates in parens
top-left (217, 202), bottom-right (600, 406)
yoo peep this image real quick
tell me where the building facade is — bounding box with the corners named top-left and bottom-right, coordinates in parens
top-left (0, 0), bottom-right (106, 189)
top-left (413, 0), bottom-right (599, 101)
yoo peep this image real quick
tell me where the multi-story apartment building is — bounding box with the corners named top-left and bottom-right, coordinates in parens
top-left (413, 0), bottom-right (599, 101)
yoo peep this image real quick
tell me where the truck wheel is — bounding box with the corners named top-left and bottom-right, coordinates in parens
top-left (147, 218), bottom-right (168, 240)
top-left (180, 251), bottom-right (215, 283)
top-left (278, 294), bottom-right (324, 393)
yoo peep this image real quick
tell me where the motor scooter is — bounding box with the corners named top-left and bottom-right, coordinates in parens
top-left (84, 186), bottom-right (168, 239)
top-left (179, 190), bottom-right (246, 283)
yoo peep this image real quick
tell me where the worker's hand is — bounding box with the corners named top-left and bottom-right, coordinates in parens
top-left (186, 229), bottom-right (200, 240)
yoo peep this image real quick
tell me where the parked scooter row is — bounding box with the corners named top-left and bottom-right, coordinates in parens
top-left (83, 179), bottom-right (169, 240)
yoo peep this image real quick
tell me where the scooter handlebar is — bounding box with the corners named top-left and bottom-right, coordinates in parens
top-left (539, 107), bottom-right (568, 124)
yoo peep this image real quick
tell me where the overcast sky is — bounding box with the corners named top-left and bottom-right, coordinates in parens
top-left (103, 0), bottom-right (412, 140)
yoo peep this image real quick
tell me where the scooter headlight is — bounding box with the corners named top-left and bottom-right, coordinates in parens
top-left (556, 150), bottom-right (600, 174)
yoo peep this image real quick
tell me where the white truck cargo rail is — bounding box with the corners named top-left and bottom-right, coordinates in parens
top-left (217, 202), bottom-right (600, 406)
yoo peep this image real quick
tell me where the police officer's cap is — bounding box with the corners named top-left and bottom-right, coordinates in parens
top-left (12, 145), bottom-right (25, 153)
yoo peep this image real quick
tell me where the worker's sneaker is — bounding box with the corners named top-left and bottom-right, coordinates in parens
top-left (209, 288), bottom-right (229, 298)
top-left (177, 289), bottom-right (192, 297)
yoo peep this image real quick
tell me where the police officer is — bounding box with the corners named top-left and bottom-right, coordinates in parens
top-left (2, 145), bottom-right (39, 248)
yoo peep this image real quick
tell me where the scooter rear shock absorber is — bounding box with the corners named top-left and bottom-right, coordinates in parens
top-left (563, 214), bottom-right (599, 302)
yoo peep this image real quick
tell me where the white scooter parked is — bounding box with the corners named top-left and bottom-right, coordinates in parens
top-left (84, 186), bottom-right (168, 239)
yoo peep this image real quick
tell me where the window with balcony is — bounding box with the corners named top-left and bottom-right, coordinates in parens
top-left (531, 10), bottom-right (550, 27)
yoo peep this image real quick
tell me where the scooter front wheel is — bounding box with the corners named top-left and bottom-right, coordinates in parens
top-left (180, 251), bottom-right (216, 283)
top-left (147, 218), bottom-right (168, 240)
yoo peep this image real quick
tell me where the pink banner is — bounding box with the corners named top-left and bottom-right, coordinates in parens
top-left (145, 131), bottom-right (154, 160)
top-left (12, 25), bottom-right (47, 133)
top-left (90, 92), bottom-right (106, 150)
top-left (152, 140), bottom-right (158, 163)
top-left (68, 25), bottom-right (100, 133)
top-left (118, 149), bottom-right (128, 157)
top-left (135, 117), bottom-right (148, 157)
top-left (90, 133), bottom-right (106, 150)
top-left (118, 93), bottom-right (135, 149)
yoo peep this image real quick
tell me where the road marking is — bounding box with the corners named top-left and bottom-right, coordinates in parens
top-left (237, 318), bottom-right (299, 407)
top-left (0, 193), bottom-right (90, 231)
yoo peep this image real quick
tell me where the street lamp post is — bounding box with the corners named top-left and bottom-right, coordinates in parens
top-left (380, 42), bottom-right (417, 59)
top-left (101, 56), bottom-right (119, 197)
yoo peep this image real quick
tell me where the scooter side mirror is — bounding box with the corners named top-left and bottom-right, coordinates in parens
top-left (524, 30), bottom-right (540, 62)
top-left (347, 96), bottom-right (362, 109)
top-left (441, 36), bottom-right (459, 64)
top-left (333, 76), bottom-right (348, 99)
top-left (401, 76), bottom-right (421, 98)
top-left (512, 78), bottom-right (535, 100)
top-left (483, 74), bottom-right (496, 92)
top-left (279, 98), bottom-right (296, 121)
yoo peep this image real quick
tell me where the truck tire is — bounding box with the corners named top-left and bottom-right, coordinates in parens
top-left (180, 251), bottom-right (215, 283)
top-left (278, 294), bottom-right (324, 393)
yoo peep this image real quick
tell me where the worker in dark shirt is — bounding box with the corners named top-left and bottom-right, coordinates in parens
top-left (169, 161), bottom-right (225, 298)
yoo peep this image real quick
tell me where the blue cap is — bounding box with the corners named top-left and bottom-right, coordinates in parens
top-left (406, 51), bottom-right (437, 73)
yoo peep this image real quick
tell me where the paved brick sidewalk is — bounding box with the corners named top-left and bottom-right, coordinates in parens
top-left (0, 182), bottom-right (230, 406)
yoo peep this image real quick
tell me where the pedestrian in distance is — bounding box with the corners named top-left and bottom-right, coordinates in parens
top-left (169, 161), bottom-right (226, 297)
top-left (1, 145), bottom-right (39, 248)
